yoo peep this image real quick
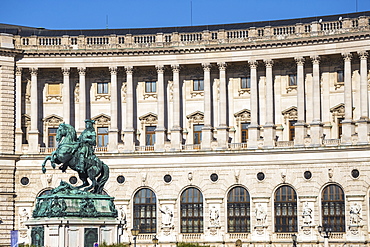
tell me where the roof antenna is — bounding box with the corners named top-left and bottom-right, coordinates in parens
top-left (190, 1), bottom-right (193, 26)
top-left (106, 15), bottom-right (109, 29)
top-left (356, 0), bottom-right (358, 12)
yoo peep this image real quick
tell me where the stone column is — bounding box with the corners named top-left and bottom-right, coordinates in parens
top-left (357, 51), bottom-right (369, 144)
top-left (310, 55), bottom-right (323, 146)
top-left (62, 67), bottom-right (71, 124)
top-left (217, 62), bottom-right (229, 149)
top-left (108, 66), bottom-right (118, 152)
top-left (15, 67), bottom-right (23, 153)
top-left (341, 52), bottom-right (354, 145)
top-left (294, 57), bottom-right (306, 146)
top-left (201, 63), bottom-right (213, 150)
top-left (155, 65), bottom-right (166, 151)
top-left (28, 68), bottom-right (40, 153)
top-left (170, 64), bottom-right (182, 151)
top-left (263, 59), bottom-right (275, 148)
top-left (123, 66), bottom-right (135, 152)
top-left (247, 60), bottom-right (260, 149)
top-left (78, 67), bottom-right (87, 132)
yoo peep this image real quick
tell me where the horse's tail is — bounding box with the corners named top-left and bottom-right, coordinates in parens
top-left (96, 162), bottom-right (109, 194)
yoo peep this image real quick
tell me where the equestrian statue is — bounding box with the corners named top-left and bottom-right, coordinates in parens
top-left (41, 119), bottom-right (109, 194)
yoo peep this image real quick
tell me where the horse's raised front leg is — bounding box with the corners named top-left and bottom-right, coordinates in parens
top-left (41, 156), bottom-right (52, 174)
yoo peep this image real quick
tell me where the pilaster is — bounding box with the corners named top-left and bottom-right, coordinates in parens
top-left (62, 67), bottom-right (71, 124)
top-left (201, 63), bottom-right (213, 150)
top-left (123, 66), bottom-right (135, 152)
top-left (310, 55), bottom-right (323, 147)
top-left (108, 66), bottom-right (119, 152)
top-left (263, 59), bottom-right (275, 148)
top-left (357, 51), bottom-right (369, 144)
top-left (216, 62), bottom-right (229, 149)
top-left (170, 65), bottom-right (182, 151)
top-left (341, 52), bottom-right (354, 145)
top-left (294, 57), bottom-right (307, 147)
top-left (15, 67), bottom-right (23, 153)
top-left (155, 65), bottom-right (166, 152)
top-left (28, 67), bottom-right (40, 153)
top-left (247, 60), bottom-right (260, 149)
top-left (78, 67), bottom-right (87, 133)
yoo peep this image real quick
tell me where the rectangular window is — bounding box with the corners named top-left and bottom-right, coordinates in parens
top-left (193, 124), bottom-right (204, 145)
top-left (145, 81), bottom-right (156, 93)
top-left (97, 82), bottom-right (109, 94)
top-left (338, 117), bottom-right (344, 138)
top-left (48, 83), bottom-right (61, 95)
top-left (48, 128), bottom-right (58, 147)
top-left (241, 77), bottom-right (251, 89)
top-left (145, 126), bottom-right (156, 146)
top-left (241, 123), bottom-right (250, 143)
top-left (289, 75), bottom-right (297, 86)
top-left (289, 120), bottom-right (297, 141)
top-left (97, 127), bottom-right (108, 147)
top-left (337, 70), bottom-right (344, 83)
top-left (193, 79), bottom-right (204, 91)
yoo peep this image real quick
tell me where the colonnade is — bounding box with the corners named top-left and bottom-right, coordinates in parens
top-left (15, 51), bottom-right (369, 153)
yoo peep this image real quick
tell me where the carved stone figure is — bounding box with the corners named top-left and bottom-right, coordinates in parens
top-left (41, 120), bottom-right (109, 194)
top-left (209, 205), bottom-right (220, 227)
top-left (118, 205), bottom-right (127, 227)
top-left (255, 203), bottom-right (266, 225)
top-left (160, 206), bottom-right (173, 226)
top-left (350, 203), bottom-right (362, 225)
top-left (19, 208), bottom-right (29, 228)
top-left (302, 202), bottom-right (312, 225)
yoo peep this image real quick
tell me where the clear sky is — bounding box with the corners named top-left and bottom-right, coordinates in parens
top-left (1, 0), bottom-right (370, 30)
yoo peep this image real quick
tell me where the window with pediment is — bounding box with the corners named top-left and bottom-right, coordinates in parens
top-left (282, 106), bottom-right (298, 141)
top-left (139, 113), bottom-right (158, 147)
top-left (234, 109), bottom-right (251, 143)
top-left (186, 111), bottom-right (204, 145)
top-left (42, 115), bottom-right (63, 148)
top-left (92, 114), bottom-right (111, 147)
top-left (330, 103), bottom-right (345, 139)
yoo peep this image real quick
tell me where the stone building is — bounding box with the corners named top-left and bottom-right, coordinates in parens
top-left (0, 11), bottom-right (370, 246)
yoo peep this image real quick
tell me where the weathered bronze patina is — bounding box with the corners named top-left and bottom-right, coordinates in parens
top-left (41, 119), bottom-right (109, 194)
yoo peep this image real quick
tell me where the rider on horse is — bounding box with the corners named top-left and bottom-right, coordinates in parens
top-left (76, 119), bottom-right (96, 173)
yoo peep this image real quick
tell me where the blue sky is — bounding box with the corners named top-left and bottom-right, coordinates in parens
top-left (1, 0), bottom-right (370, 30)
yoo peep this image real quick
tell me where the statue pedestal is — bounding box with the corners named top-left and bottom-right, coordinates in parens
top-left (26, 181), bottom-right (120, 246)
top-left (27, 218), bottom-right (121, 247)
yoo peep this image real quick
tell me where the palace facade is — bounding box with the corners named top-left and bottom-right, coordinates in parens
top-left (0, 11), bottom-right (370, 246)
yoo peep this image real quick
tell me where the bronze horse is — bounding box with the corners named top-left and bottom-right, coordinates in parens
top-left (41, 123), bottom-right (109, 194)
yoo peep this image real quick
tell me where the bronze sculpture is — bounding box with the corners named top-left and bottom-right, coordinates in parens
top-left (41, 119), bottom-right (109, 194)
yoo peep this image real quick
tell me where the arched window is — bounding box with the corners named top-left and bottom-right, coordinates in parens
top-left (227, 186), bottom-right (250, 233)
top-left (322, 184), bottom-right (345, 232)
top-left (133, 188), bottom-right (156, 233)
top-left (274, 185), bottom-right (297, 232)
top-left (180, 187), bottom-right (203, 233)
